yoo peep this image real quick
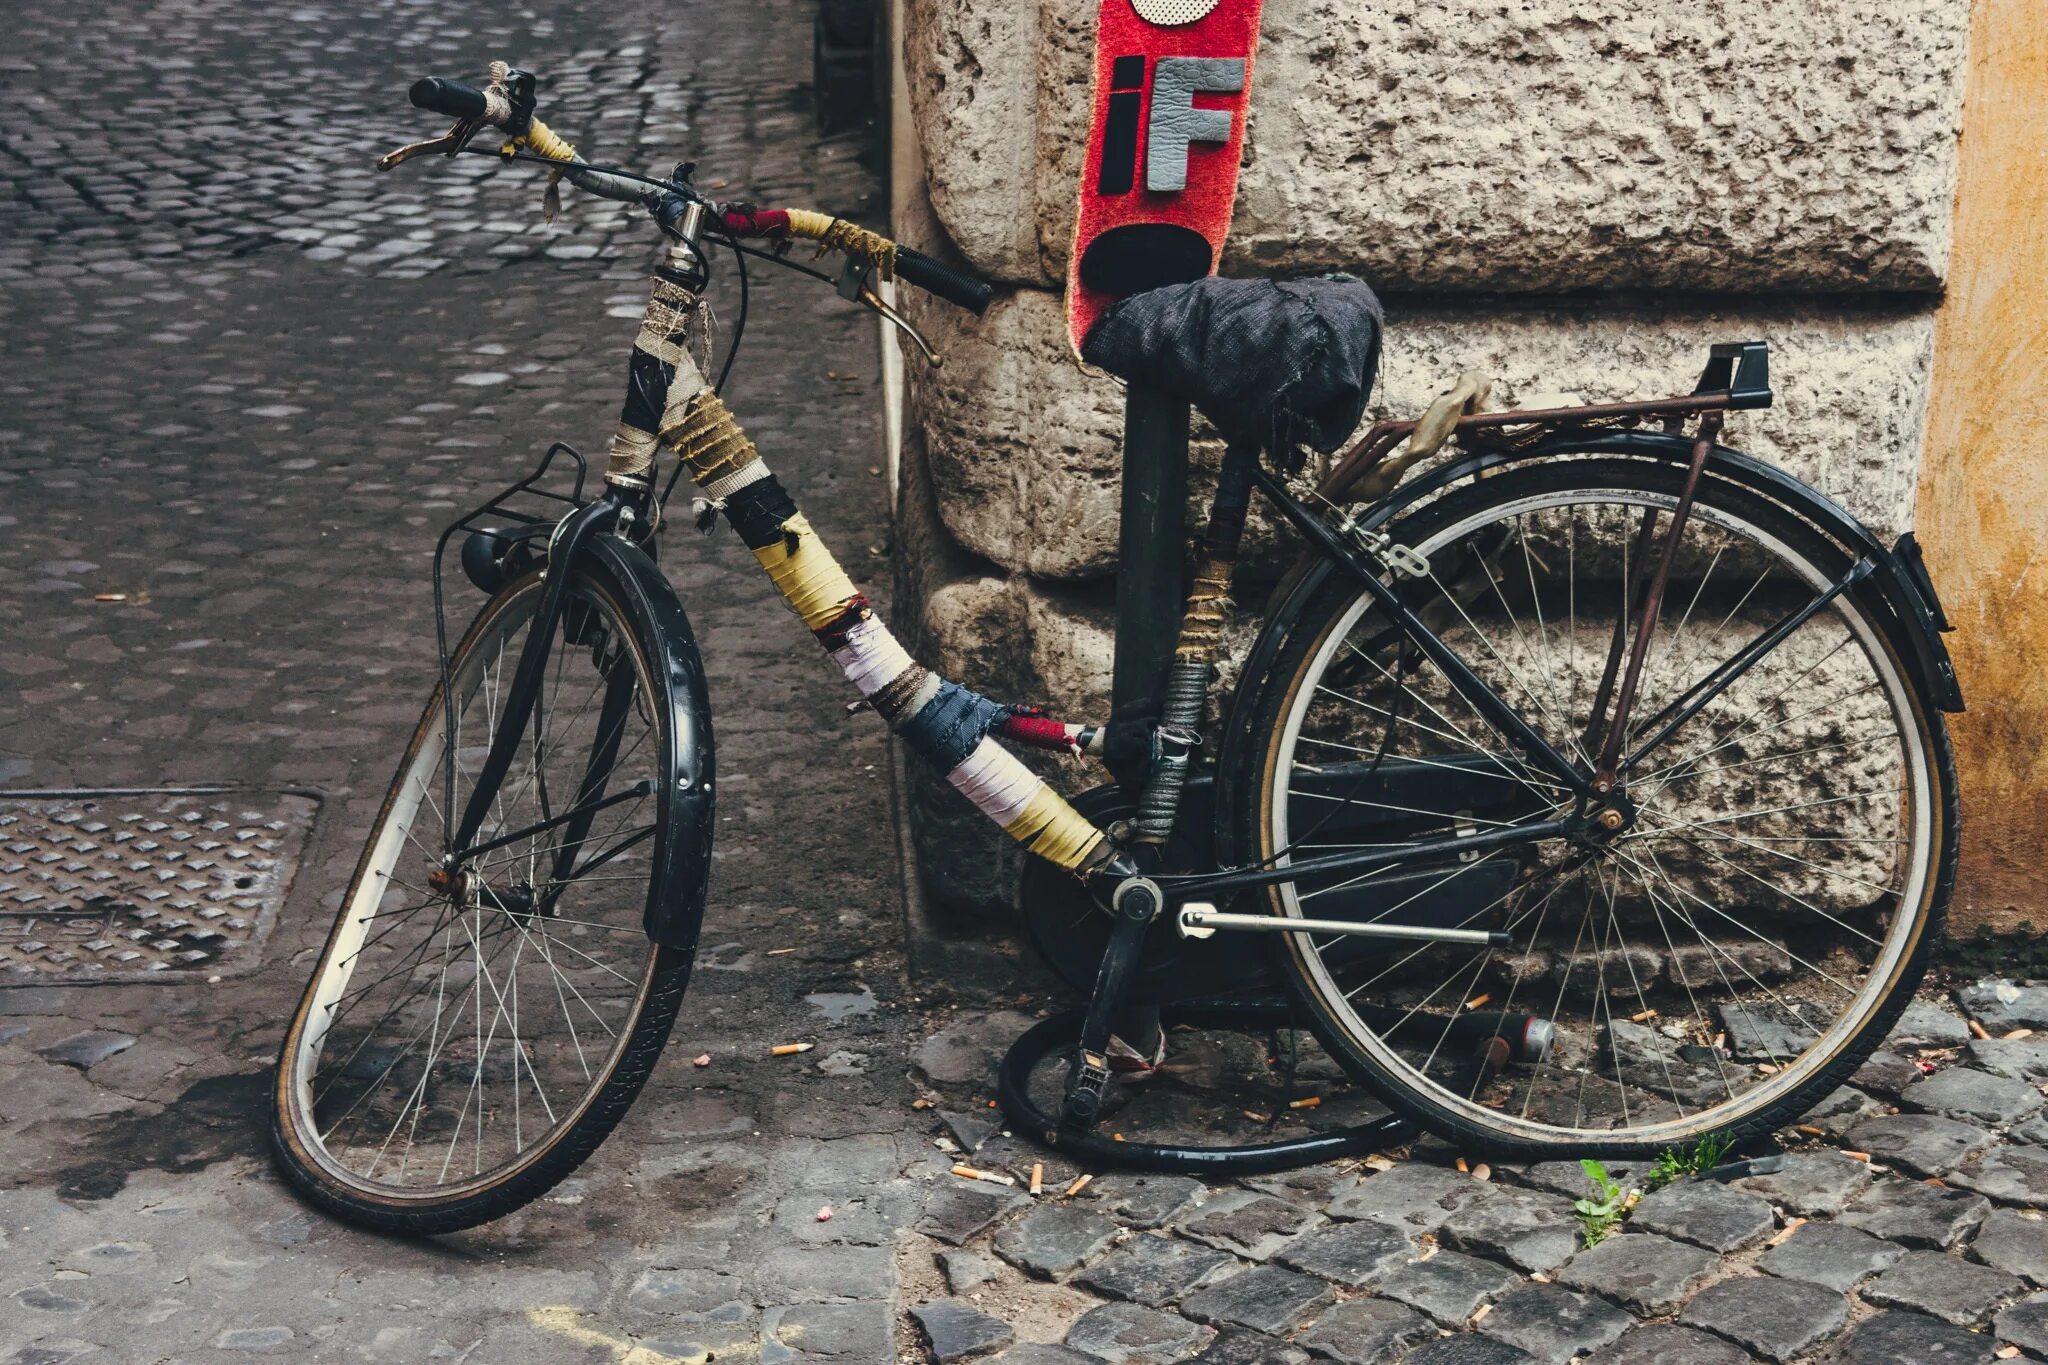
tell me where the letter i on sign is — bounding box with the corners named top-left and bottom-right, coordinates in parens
top-left (1066, 0), bottom-right (1266, 354)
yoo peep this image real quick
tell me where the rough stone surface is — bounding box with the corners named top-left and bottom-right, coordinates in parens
top-left (906, 296), bottom-right (1941, 586)
top-left (1965, 1037), bottom-right (2048, 1081)
top-left (1946, 1143), bottom-right (2048, 1207)
top-left (1959, 979), bottom-right (2048, 1034)
top-left (1586, 1325), bottom-right (1754, 1365)
top-left (1735, 1151), bottom-right (1874, 1217)
top-left (1862, 1248), bottom-right (2024, 1326)
top-left (940, 1250), bottom-right (1002, 1295)
top-left (1402, 1336), bottom-right (1536, 1365)
top-left (1083, 1175), bottom-right (1207, 1230)
top-left (1374, 1249), bottom-right (1521, 1326)
top-left (994, 1205), bottom-right (1123, 1280)
top-left (914, 1301), bottom-right (1017, 1363)
top-left (987, 1348), bottom-right (1100, 1365)
top-left (1325, 1162), bottom-right (1489, 1236)
top-left (1889, 1000), bottom-right (1975, 1052)
top-left (1478, 1282), bottom-right (1634, 1365)
top-left (1676, 1274), bottom-right (1848, 1362)
top-left (1840, 1178), bottom-right (1992, 1248)
top-left (1074, 1233), bottom-right (1238, 1308)
top-left (1173, 1190), bottom-right (1320, 1262)
top-left (33, 1031), bottom-right (136, 1071)
top-left (1815, 1309), bottom-right (1998, 1364)
top-left (1755, 1220), bottom-right (1906, 1290)
top-left (1899, 1067), bottom-right (2046, 1125)
top-left (1842, 1114), bottom-right (1994, 1177)
top-left (1851, 1051), bottom-right (1926, 1097)
top-left (1557, 1233), bottom-right (1720, 1316)
top-left (1177, 1264), bottom-right (1334, 1337)
top-left (1294, 1297), bottom-right (1433, 1365)
top-left (910, 0), bottom-right (1966, 294)
top-left (1272, 1218), bottom-right (1412, 1289)
top-left (1064, 1302), bottom-right (1208, 1365)
top-left (920, 1180), bottom-right (1030, 1246)
top-left (1968, 1208), bottom-right (2048, 1284)
top-left (1189, 1327), bottom-right (1311, 1364)
top-left (1436, 1184), bottom-right (1582, 1275)
top-left (1996, 1292), bottom-right (2048, 1357)
top-left (1626, 1180), bottom-right (1777, 1252)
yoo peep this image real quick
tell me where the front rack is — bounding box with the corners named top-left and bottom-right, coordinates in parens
top-left (430, 440), bottom-right (590, 679)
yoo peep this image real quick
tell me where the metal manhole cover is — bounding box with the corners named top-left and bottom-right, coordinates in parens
top-left (0, 789), bottom-right (318, 983)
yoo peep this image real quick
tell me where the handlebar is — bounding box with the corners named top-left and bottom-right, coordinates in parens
top-left (387, 67), bottom-right (996, 316)
top-left (409, 77), bottom-right (491, 121)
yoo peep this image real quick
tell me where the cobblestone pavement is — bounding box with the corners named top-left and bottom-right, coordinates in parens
top-left (902, 982), bottom-right (2048, 1365)
top-left (5, 6), bottom-right (2048, 1365)
top-left (2, 1), bottom-right (940, 1361)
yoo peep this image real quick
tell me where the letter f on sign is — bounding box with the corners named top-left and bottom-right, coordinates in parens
top-left (1145, 56), bottom-right (1245, 192)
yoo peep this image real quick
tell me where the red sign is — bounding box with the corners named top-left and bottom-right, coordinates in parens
top-left (1066, 0), bottom-right (1266, 352)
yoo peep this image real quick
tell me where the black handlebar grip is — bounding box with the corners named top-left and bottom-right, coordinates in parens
top-left (896, 246), bottom-right (994, 316)
top-left (409, 77), bottom-right (489, 121)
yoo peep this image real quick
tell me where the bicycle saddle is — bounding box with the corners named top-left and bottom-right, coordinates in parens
top-left (1079, 274), bottom-right (1383, 466)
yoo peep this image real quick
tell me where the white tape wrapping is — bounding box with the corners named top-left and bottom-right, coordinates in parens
top-left (701, 458), bottom-right (773, 502)
top-left (827, 616), bottom-right (918, 698)
top-left (945, 737), bottom-right (1045, 830)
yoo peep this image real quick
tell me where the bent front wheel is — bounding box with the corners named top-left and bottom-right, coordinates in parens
top-left (272, 565), bottom-right (693, 1234)
top-left (1229, 457), bottom-right (1958, 1159)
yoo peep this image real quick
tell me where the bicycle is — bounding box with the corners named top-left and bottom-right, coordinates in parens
top-left (271, 61), bottom-right (1963, 1234)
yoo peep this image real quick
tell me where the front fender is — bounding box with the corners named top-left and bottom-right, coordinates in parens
top-left (586, 535), bottom-right (717, 951)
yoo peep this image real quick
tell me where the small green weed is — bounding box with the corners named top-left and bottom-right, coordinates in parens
top-left (1573, 1134), bottom-right (1733, 1248)
top-left (1572, 1158), bottom-right (1639, 1248)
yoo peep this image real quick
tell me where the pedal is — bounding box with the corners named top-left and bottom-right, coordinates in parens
top-left (1060, 1052), bottom-right (1113, 1132)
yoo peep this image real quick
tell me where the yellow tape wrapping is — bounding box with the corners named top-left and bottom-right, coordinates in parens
top-left (753, 514), bottom-right (860, 631)
top-left (1002, 786), bottom-right (1109, 873)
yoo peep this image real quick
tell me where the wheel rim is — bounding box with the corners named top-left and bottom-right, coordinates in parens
top-left (1266, 481), bottom-right (1935, 1144)
top-left (286, 576), bottom-right (667, 1199)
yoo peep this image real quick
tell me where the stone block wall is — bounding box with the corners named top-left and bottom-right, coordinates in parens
top-left (891, 0), bottom-right (1970, 916)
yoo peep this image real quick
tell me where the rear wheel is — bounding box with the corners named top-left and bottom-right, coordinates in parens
top-left (1228, 458), bottom-right (1957, 1158)
top-left (272, 566), bottom-right (690, 1233)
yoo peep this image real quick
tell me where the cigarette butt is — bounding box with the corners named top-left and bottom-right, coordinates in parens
top-left (1968, 1019), bottom-right (1992, 1039)
top-left (1470, 1304), bottom-right (1491, 1326)
top-left (952, 1164), bottom-right (1015, 1186)
top-left (1924, 1176), bottom-right (1948, 1188)
top-left (1757, 1062), bottom-right (1779, 1075)
top-left (1456, 1157), bottom-right (1470, 1173)
top-left (1418, 1242), bottom-right (1439, 1262)
top-left (1364, 1154), bottom-right (1397, 1172)
top-left (1243, 1110), bottom-right (1271, 1123)
top-left (1843, 1150), bottom-right (1871, 1163)
top-left (1030, 1164), bottom-right (1044, 1196)
top-left (912, 1098), bottom-right (931, 1110)
top-left (1630, 1009), bottom-right (1657, 1024)
top-left (1289, 1096), bottom-right (1322, 1110)
top-left (1471, 1163), bottom-right (1492, 1182)
top-left (1713, 1032), bottom-right (1726, 1050)
top-left (1112, 1133), bottom-right (1125, 1142)
top-left (2003, 1028), bottom-right (2034, 1041)
top-left (987, 1099), bottom-right (998, 1109)
top-left (1465, 993), bottom-right (1492, 1010)
top-left (1767, 1217), bottom-right (1807, 1247)
top-left (767, 947), bottom-right (797, 955)
top-left (692, 1053), bottom-right (712, 1067)
top-left (1796, 1125), bottom-right (1825, 1138)
top-left (1998, 1346), bottom-right (2023, 1359)
top-left (771, 1042), bottom-right (813, 1057)
top-left (94, 592), bottom-right (126, 602)
top-left (1065, 1173), bottom-right (1093, 1197)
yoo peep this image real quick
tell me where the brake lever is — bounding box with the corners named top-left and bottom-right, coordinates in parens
top-left (858, 283), bottom-right (941, 368)
top-left (831, 255), bottom-right (939, 367)
top-left (377, 116), bottom-right (487, 172)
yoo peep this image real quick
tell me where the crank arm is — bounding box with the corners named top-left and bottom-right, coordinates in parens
top-left (1177, 905), bottom-right (1510, 948)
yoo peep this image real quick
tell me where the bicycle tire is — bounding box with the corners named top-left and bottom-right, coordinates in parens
top-left (271, 562), bottom-right (694, 1234)
top-left (1224, 457), bottom-right (1958, 1159)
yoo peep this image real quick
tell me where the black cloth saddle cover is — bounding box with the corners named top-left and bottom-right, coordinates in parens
top-left (1080, 274), bottom-right (1383, 462)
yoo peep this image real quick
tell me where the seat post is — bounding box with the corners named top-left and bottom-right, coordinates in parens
top-left (1112, 382), bottom-right (1191, 714)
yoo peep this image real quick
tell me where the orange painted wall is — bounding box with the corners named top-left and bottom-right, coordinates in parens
top-left (1917, 0), bottom-right (2048, 934)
